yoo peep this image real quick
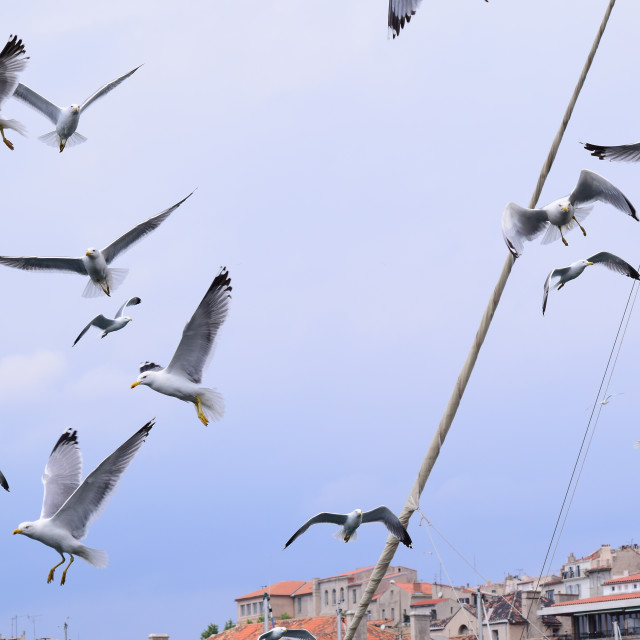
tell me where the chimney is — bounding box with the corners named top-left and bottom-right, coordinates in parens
top-left (313, 578), bottom-right (321, 617)
top-left (409, 611), bottom-right (431, 640)
top-left (149, 635), bottom-right (170, 640)
top-left (345, 610), bottom-right (368, 640)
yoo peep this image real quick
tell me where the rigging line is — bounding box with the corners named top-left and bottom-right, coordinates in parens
top-left (521, 274), bottom-right (639, 637)
top-left (418, 511), bottom-right (551, 640)
top-left (343, 2), bottom-right (618, 638)
top-left (419, 511), bottom-right (480, 640)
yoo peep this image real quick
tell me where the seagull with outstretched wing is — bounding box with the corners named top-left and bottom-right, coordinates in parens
top-left (0, 191), bottom-right (193, 297)
top-left (0, 34), bottom-right (29, 150)
top-left (12, 64), bottom-right (140, 152)
top-left (73, 296), bottom-right (141, 346)
top-left (131, 268), bottom-right (232, 426)
top-left (258, 629), bottom-right (317, 640)
top-left (283, 506), bottom-right (412, 549)
top-left (542, 252), bottom-right (640, 314)
top-left (13, 421), bottom-right (154, 585)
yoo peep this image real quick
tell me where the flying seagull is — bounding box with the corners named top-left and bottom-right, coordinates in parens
top-left (502, 169), bottom-right (637, 258)
top-left (584, 140), bottom-right (640, 163)
top-left (283, 506), bottom-right (412, 549)
top-left (0, 191), bottom-right (193, 297)
top-left (12, 64), bottom-right (140, 152)
top-left (73, 296), bottom-right (141, 346)
top-left (0, 35), bottom-right (29, 150)
top-left (600, 393), bottom-right (623, 405)
top-left (542, 252), bottom-right (640, 314)
top-left (131, 268), bottom-right (232, 426)
top-left (258, 628), bottom-right (317, 640)
top-left (13, 420), bottom-right (154, 585)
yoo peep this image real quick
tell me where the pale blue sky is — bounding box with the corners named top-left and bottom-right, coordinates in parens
top-left (2, 1), bottom-right (640, 639)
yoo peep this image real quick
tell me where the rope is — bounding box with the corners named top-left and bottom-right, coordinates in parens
top-left (343, 3), bottom-right (617, 639)
top-left (520, 274), bottom-right (639, 635)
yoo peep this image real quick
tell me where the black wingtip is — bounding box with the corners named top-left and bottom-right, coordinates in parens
top-left (52, 428), bottom-right (79, 454)
top-left (139, 418), bottom-right (156, 437)
top-left (583, 142), bottom-right (607, 161)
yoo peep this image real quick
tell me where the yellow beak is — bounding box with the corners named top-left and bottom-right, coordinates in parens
top-left (588, 262), bottom-right (594, 265)
top-left (85, 251), bottom-right (91, 256)
top-left (130, 381), bottom-right (141, 388)
top-left (13, 528), bottom-right (21, 535)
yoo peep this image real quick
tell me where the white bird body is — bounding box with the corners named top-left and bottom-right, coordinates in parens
top-left (334, 509), bottom-right (363, 541)
top-left (55, 105), bottom-right (80, 142)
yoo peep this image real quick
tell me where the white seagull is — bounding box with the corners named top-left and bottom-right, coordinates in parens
top-left (502, 169), bottom-right (637, 258)
top-left (542, 252), bottom-right (640, 314)
top-left (131, 268), bottom-right (232, 426)
top-left (0, 191), bottom-right (193, 297)
top-left (283, 506), bottom-right (412, 549)
top-left (258, 629), bottom-right (317, 640)
top-left (0, 34), bottom-right (29, 150)
top-left (12, 64), bottom-right (140, 152)
top-left (73, 296), bottom-right (141, 346)
top-left (13, 420), bottom-right (154, 585)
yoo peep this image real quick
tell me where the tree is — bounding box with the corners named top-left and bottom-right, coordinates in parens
top-left (201, 623), bottom-right (219, 640)
top-left (258, 615), bottom-right (264, 623)
top-left (278, 613), bottom-right (292, 620)
top-left (224, 619), bottom-right (235, 631)
top-left (247, 620), bottom-right (253, 625)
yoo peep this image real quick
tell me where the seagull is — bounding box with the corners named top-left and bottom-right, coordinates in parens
top-left (13, 420), bottom-right (153, 585)
top-left (542, 252), bottom-right (640, 314)
top-left (584, 140), bottom-right (640, 163)
top-left (73, 296), bottom-right (141, 346)
top-left (0, 191), bottom-right (193, 297)
top-left (12, 65), bottom-right (140, 152)
top-left (600, 393), bottom-right (623, 405)
top-left (388, 0), bottom-right (424, 38)
top-left (131, 268), bottom-right (232, 426)
top-left (502, 169), bottom-right (637, 258)
top-left (283, 506), bottom-right (412, 549)
top-left (0, 35), bottom-right (29, 150)
top-left (258, 628), bottom-right (317, 640)
top-left (0, 468), bottom-right (8, 492)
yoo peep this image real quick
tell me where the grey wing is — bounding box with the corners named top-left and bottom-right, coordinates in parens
top-left (542, 269), bottom-right (559, 315)
top-left (115, 296), bottom-right (141, 318)
top-left (0, 468), bottom-right (8, 492)
top-left (101, 192), bottom-right (194, 264)
top-left (588, 252), bottom-right (640, 279)
top-left (73, 315), bottom-right (112, 346)
top-left (12, 83), bottom-right (61, 125)
top-left (361, 506), bottom-right (412, 548)
top-left (0, 255), bottom-right (86, 274)
top-left (41, 429), bottom-right (82, 519)
top-left (501, 202), bottom-right (549, 258)
top-left (165, 268), bottom-right (232, 383)
top-left (584, 141), bottom-right (640, 163)
top-left (0, 36), bottom-right (28, 104)
top-left (79, 64), bottom-right (142, 112)
top-left (569, 169), bottom-right (637, 219)
top-left (283, 512), bottom-right (348, 549)
top-left (388, 0), bottom-right (423, 39)
top-left (284, 632), bottom-right (317, 640)
top-left (51, 420), bottom-right (153, 539)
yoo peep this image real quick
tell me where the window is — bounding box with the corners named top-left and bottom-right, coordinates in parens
top-left (613, 586), bottom-right (616, 592)
top-left (340, 588), bottom-right (344, 603)
top-left (325, 591), bottom-right (329, 606)
top-left (260, 602), bottom-right (264, 613)
top-left (353, 589), bottom-right (357, 604)
top-left (332, 589), bottom-right (336, 605)
top-left (458, 625), bottom-right (469, 635)
top-left (253, 603), bottom-right (257, 615)
top-left (241, 605), bottom-right (245, 616)
top-left (576, 565), bottom-right (581, 577)
top-left (492, 631), bottom-right (499, 640)
top-left (298, 598), bottom-right (302, 613)
top-left (545, 590), bottom-right (554, 601)
top-left (382, 609), bottom-right (386, 619)
top-left (367, 611), bottom-right (372, 621)
top-left (391, 608), bottom-right (395, 621)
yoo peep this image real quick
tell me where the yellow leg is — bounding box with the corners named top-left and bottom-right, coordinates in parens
top-left (59, 139), bottom-right (66, 153)
top-left (0, 126), bottom-right (14, 150)
top-left (572, 215), bottom-right (587, 236)
top-left (99, 280), bottom-right (111, 297)
top-left (60, 554), bottom-right (74, 585)
top-left (47, 553), bottom-right (66, 583)
top-left (194, 396), bottom-right (209, 426)
top-left (344, 534), bottom-right (351, 543)
top-left (560, 226), bottom-right (568, 246)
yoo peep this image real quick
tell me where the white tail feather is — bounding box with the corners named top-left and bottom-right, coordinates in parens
top-left (106, 267), bottom-right (129, 293)
top-left (82, 278), bottom-right (105, 298)
top-left (332, 528), bottom-right (357, 542)
top-left (65, 131), bottom-right (87, 148)
top-left (3, 119), bottom-right (26, 136)
top-left (38, 131), bottom-right (60, 148)
top-left (198, 388), bottom-right (225, 422)
top-left (76, 545), bottom-right (108, 568)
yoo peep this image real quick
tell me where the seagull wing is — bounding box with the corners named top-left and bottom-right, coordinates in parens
top-left (588, 252), bottom-right (640, 279)
top-left (284, 631), bottom-right (317, 640)
top-left (165, 268), bottom-right (232, 384)
top-left (0, 35), bottom-right (28, 105)
top-left (0, 255), bottom-right (86, 274)
top-left (501, 202), bottom-right (549, 258)
top-left (584, 141), bottom-right (640, 163)
top-left (115, 296), bottom-right (141, 319)
top-left (101, 192), bottom-right (193, 264)
top-left (41, 429), bottom-right (82, 519)
top-left (72, 315), bottom-right (112, 346)
top-left (79, 65), bottom-right (142, 112)
top-left (0, 468), bottom-right (8, 492)
top-left (569, 169), bottom-right (637, 219)
top-left (361, 506), bottom-right (412, 547)
top-left (50, 420), bottom-right (153, 540)
top-left (283, 512), bottom-right (348, 549)
top-left (12, 83), bottom-right (61, 125)
top-left (388, 0), bottom-right (423, 39)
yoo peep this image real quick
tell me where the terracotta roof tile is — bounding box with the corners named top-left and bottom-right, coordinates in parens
top-left (411, 598), bottom-right (448, 607)
top-left (550, 592), bottom-right (640, 607)
top-left (237, 581), bottom-right (308, 600)
top-left (393, 582), bottom-right (432, 596)
top-left (602, 573), bottom-right (640, 585)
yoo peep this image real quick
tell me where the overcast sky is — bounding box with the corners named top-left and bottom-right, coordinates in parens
top-left (2, 1), bottom-right (640, 639)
